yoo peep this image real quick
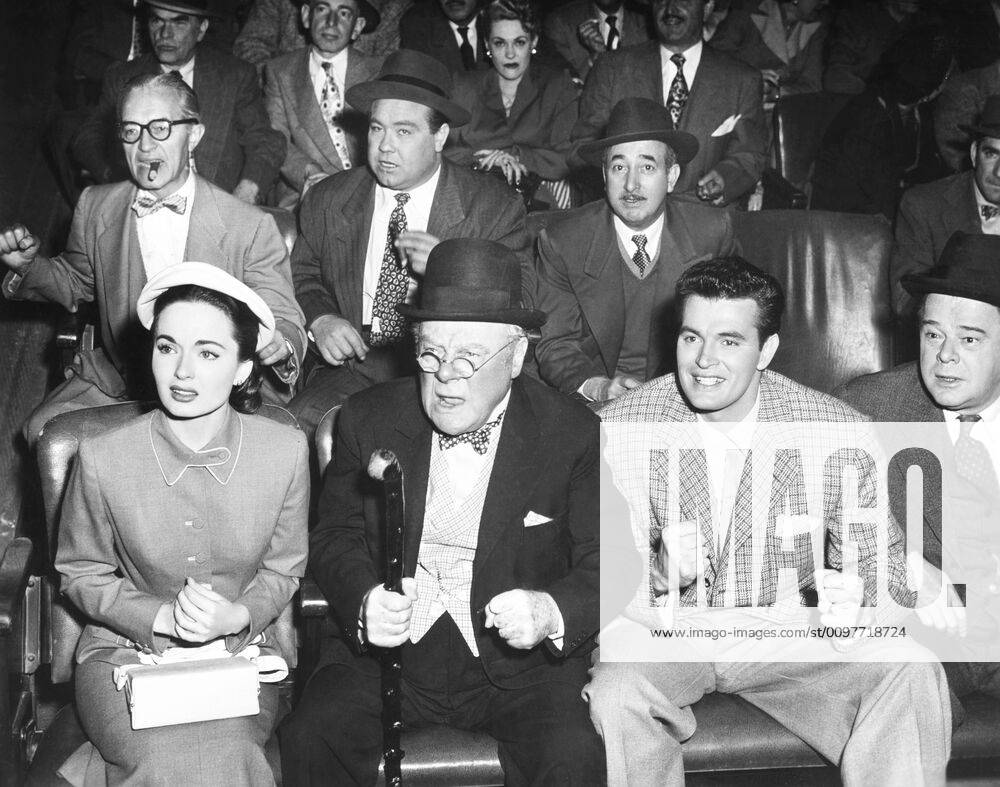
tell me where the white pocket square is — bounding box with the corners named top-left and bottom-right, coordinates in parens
top-left (711, 114), bottom-right (742, 137)
top-left (523, 511), bottom-right (553, 528)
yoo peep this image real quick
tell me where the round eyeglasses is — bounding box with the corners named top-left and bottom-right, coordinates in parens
top-left (118, 118), bottom-right (198, 144)
top-left (416, 338), bottom-right (519, 380)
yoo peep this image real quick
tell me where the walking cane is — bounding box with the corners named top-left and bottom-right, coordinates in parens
top-left (368, 449), bottom-right (405, 786)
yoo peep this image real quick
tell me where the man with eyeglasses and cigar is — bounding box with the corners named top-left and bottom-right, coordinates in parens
top-left (0, 71), bottom-right (305, 445)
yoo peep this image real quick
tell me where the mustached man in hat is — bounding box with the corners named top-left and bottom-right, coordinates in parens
top-left (281, 238), bottom-right (604, 785)
top-left (534, 97), bottom-right (738, 404)
top-left (893, 95), bottom-right (1000, 319)
top-left (287, 48), bottom-right (530, 439)
top-left (840, 230), bottom-right (1000, 708)
top-left (72, 0), bottom-right (285, 204)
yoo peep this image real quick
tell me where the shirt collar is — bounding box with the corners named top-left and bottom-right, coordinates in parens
top-left (661, 40), bottom-right (703, 72)
top-left (696, 390), bottom-right (761, 450)
top-left (160, 53), bottom-right (195, 81)
top-left (942, 394), bottom-right (1000, 425)
top-left (135, 168), bottom-right (196, 208)
top-left (449, 17), bottom-right (478, 35)
top-left (149, 407), bottom-right (244, 486)
top-left (375, 163), bottom-right (442, 207)
top-left (310, 46), bottom-right (349, 69)
top-left (613, 212), bottom-right (665, 258)
top-left (974, 179), bottom-right (1000, 214)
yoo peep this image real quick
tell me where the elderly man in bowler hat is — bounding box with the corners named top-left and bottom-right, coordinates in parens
top-left (287, 48), bottom-right (530, 439)
top-left (72, 0), bottom-right (285, 203)
top-left (280, 238), bottom-right (604, 785)
top-left (535, 97), bottom-right (738, 403)
top-left (840, 230), bottom-right (1000, 706)
top-left (893, 95), bottom-right (1000, 318)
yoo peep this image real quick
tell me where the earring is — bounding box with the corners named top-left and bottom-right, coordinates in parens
top-left (486, 49), bottom-right (492, 58)
top-left (531, 47), bottom-right (537, 54)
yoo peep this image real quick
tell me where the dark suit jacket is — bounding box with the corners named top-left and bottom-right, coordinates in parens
top-left (2, 176), bottom-right (305, 396)
top-left (71, 45), bottom-right (286, 193)
top-left (543, 0), bottom-right (651, 80)
top-left (821, 0), bottom-right (908, 95)
top-left (309, 374), bottom-right (600, 687)
top-left (534, 198), bottom-right (737, 393)
top-left (292, 160), bottom-right (530, 333)
top-left (890, 172), bottom-right (980, 317)
top-left (263, 46), bottom-right (383, 205)
top-left (399, 2), bottom-right (490, 74)
top-left (446, 62), bottom-right (579, 181)
top-left (573, 41), bottom-right (767, 205)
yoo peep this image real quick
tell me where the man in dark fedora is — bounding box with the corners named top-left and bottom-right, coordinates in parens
top-left (535, 96), bottom-right (737, 403)
top-left (280, 238), bottom-right (604, 785)
top-left (72, 0), bottom-right (285, 203)
top-left (839, 230), bottom-right (1000, 706)
top-left (288, 48), bottom-right (529, 438)
top-left (892, 95), bottom-right (1000, 319)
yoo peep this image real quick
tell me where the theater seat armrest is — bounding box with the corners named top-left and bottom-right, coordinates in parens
top-left (761, 169), bottom-right (807, 210)
top-left (299, 577), bottom-right (329, 618)
top-left (0, 538), bottom-right (33, 635)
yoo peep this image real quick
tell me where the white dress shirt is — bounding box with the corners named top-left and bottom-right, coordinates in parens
top-left (361, 165), bottom-right (440, 327)
top-left (660, 40), bottom-right (703, 102)
top-left (309, 46), bottom-right (349, 107)
top-left (974, 181), bottom-right (1000, 235)
top-left (449, 17), bottom-right (479, 58)
top-left (942, 394), bottom-right (1000, 472)
top-left (613, 213), bottom-right (665, 271)
top-left (135, 170), bottom-right (196, 279)
top-left (161, 55), bottom-right (195, 88)
top-left (596, 6), bottom-right (619, 48)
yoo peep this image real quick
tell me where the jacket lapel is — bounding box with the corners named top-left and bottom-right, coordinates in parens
top-left (682, 47), bottom-right (724, 134)
top-left (183, 177), bottom-right (231, 268)
top-left (427, 162), bottom-right (467, 238)
top-left (336, 171), bottom-right (377, 328)
top-left (97, 183), bottom-right (143, 323)
top-left (576, 205), bottom-right (626, 377)
top-left (294, 49), bottom-right (341, 170)
top-left (638, 41), bottom-right (665, 104)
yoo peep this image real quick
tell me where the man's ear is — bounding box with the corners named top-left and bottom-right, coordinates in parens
top-left (433, 122), bottom-right (450, 152)
top-left (188, 122), bottom-right (205, 153)
top-left (510, 335), bottom-right (529, 379)
top-left (196, 18), bottom-right (209, 42)
top-left (666, 162), bottom-right (681, 193)
top-left (300, 3), bottom-right (312, 31)
top-left (757, 333), bottom-right (779, 371)
top-left (352, 15), bottom-right (367, 40)
top-left (971, 140), bottom-right (980, 170)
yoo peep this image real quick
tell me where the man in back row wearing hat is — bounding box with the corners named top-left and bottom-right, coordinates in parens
top-left (72, 0), bottom-right (285, 204)
top-left (281, 238), bottom-right (604, 785)
top-left (534, 97), bottom-right (737, 403)
top-left (288, 48), bottom-right (530, 439)
top-left (839, 230), bottom-right (1000, 706)
top-left (891, 95), bottom-right (1000, 320)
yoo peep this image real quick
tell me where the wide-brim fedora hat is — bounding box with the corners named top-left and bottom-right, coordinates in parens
top-left (141, 0), bottom-right (219, 18)
top-left (137, 261), bottom-right (276, 351)
top-left (345, 49), bottom-right (470, 126)
top-left (901, 231), bottom-right (1000, 308)
top-left (961, 94), bottom-right (1000, 140)
top-left (578, 97), bottom-right (699, 166)
top-left (397, 239), bottom-right (546, 329)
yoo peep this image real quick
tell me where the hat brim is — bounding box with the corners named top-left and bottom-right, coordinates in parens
top-left (345, 81), bottom-right (470, 127)
top-left (960, 122), bottom-right (1000, 140)
top-left (396, 305), bottom-right (546, 329)
top-left (141, 0), bottom-right (219, 18)
top-left (901, 273), bottom-right (1000, 309)
top-left (578, 130), bottom-right (700, 167)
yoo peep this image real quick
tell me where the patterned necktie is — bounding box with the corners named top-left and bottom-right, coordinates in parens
top-left (667, 53), bottom-right (690, 128)
top-left (438, 411), bottom-right (505, 454)
top-left (458, 25), bottom-right (476, 70)
top-left (632, 234), bottom-right (650, 276)
top-left (370, 193), bottom-right (411, 347)
top-left (131, 192), bottom-right (188, 218)
top-left (955, 415), bottom-right (1000, 498)
top-left (606, 15), bottom-right (620, 50)
top-left (982, 204), bottom-right (1000, 222)
top-left (320, 61), bottom-right (352, 170)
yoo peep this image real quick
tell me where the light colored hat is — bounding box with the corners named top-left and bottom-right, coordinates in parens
top-left (136, 261), bottom-right (275, 351)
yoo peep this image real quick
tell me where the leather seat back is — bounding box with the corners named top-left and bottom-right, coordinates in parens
top-left (772, 92), bottom-right (851, 192)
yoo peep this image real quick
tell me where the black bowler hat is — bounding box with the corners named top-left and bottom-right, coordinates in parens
top-left (345, 49), bottom-right (470, 126)
top-left (142, 0), bottom-right (218, 18)
top-left (396, 239), bottom-right (546, 329)
top-left (961, 95), bottom-right (1000, 140)
top-left (578, 97), bottom-right (699, 166)
top-left (902, 231), bottom-right (1000, 307)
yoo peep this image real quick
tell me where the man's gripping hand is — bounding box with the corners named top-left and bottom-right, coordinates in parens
top-left (310, 314), bottom-right (369, 366)
top-left (484, 589), bottom-right (560, 650)
top-left (651, 520), bottom-right (708, 594)
top-left (361, 578), bottom-right (417, 648)
top-left (0, 224), bottom-right (40, 272)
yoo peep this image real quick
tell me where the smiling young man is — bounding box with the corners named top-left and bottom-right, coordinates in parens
top-left (588, 256), bottom-right (952, 787)
top-left (535, 97), bottom-right (737, 403)
top-left (263, 0), bottom-right (383, 208)
top-left (287, 48), bottom-right (529, 439)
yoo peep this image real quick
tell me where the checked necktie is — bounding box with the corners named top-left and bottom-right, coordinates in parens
top-left (320, 61), bottom-right (353, 170)
top-left (438, 411), bottom-right (505, 454)
top-left (458, 25), bottom-right (476, 70)
top-left (131, 192), bottom-right (187, 218)
top-left (632, 234), bottom-right (650, 276)
top-left (370, 193), bottom-right (411, 347)
top-left (955, 415), bottom-right (1000, 499)
top-left (667, 53), bottom-right (689, 128)
top-left (606, 15), bottom-right (620, 50)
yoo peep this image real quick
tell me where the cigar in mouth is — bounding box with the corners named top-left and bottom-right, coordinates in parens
top-left (148, 161), bottom-right (160, 182)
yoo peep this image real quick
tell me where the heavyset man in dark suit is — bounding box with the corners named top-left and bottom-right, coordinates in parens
top-left (263, 0), bottom-right (383, 209)
top-left (892, 97), bottom-right (1000, 318)
top-left (839, 231), bottom-right (1000, 704)
top-left (72, 0), bottom-right (285, 204)
top-left (287, 49), bottom-right (529, 438)
top-left (280, 238), bottom-right (604, 786)
top-left (0, 72), bottom-right (304, 443)
top-left (572, 0), bottom-right (768, 206)
top-left (535, 97), bottom-right (736, 401)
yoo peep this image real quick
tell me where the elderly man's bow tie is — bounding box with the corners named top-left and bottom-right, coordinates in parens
top-left (132, 192), bottom-right (188, 218)
top-left (982, 204), bottom-right (1000, 221)
top-left (438, 411), bottom-right (505, 454)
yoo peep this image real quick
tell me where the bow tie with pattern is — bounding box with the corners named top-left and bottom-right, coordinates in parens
top-left (983, 204), bottom-right (1000, 221)
top-left (438, 411), bottom-right (505, 455)
top-left (132, 192), bottom-right (188, 218)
